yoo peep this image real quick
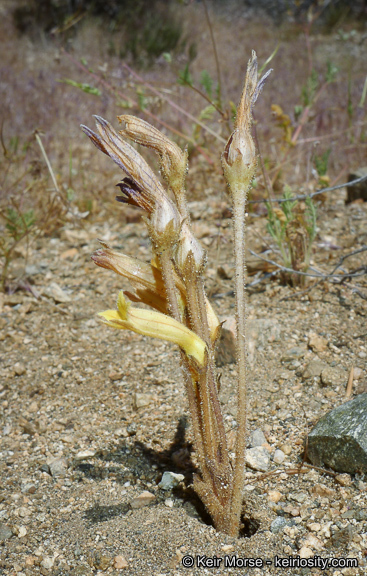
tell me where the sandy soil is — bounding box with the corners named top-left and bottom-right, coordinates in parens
top-left (1, 185), bottom-right (367, 576)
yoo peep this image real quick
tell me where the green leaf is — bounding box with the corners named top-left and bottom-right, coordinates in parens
top-left (301, 69), bottom-right (318, 107)
top-left (137, 89), bottom-right (147, 111)
top-left (359, 74), bottom-right (367, 108)
top-left (326, 61), bottom-right (338, 84)
top-left (229, 101), bottom-right (237, 121)
top-left (314, 149), bottom-right (331, 177)
top-left (178, 64), bottom-right (193, 86)
top-left (281, 185), bottom-right (297, 220)
top-left (258, 43), bottom-right (280, 76)
top-left (58, 78), bottom-right (101, 96)
top-left (305, 197), bottom-right (317, 242)
top-left (6, 208), bottom-right (35, 240)
top-left (294, 105), bottom-right (303, 121)
top-left (200, 70), bottom-right (213, 98)
top-left (116, 99), bottom-right (134, 109)
top-left (198, 105), bottom-right (216, 121)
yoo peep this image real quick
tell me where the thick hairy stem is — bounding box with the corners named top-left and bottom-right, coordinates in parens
top-left (158, 250), bottom-right (209, 478)
top-left (180, 355), bottom-right (210, 480)
top-left (185, 279), bottom-right (217, 462)
top-left (158, 250), bottom-right (182, 323)
top-left (196, 278), bottom-right (230, 471)
top-left (171, 184), bottom-right (190, 224)
top-left (228, 192), bottom-right (248, 536)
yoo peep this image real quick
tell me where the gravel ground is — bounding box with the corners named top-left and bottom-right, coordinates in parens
top-left (1, 189), bottom-right (367, 576)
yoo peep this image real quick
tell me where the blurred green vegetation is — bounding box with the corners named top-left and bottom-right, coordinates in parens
top-left (12, 0), bottom-right (184, 65)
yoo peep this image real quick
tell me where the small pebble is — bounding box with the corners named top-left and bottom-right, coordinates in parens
top-left (245, 446), bottom-right (270, 472)
top-left (221, 545), bottom-right (234, 552)
top-left (307, 522), bottom-right (321, 532)
top-left (126, 423), bottom-right (137, 436)
top-left (114, 555), bottom-right (129, 569)
top-left (303, 533), bottom-right (323, 550)
top-left (353, 367), bottom-right (363, 380)
top-left (74, 450), bottom-right (96, 461)
top-left (41, 556), bottom-right (54, 569)
top-left (335, 473), bottom-right (352, 487)
top-left (14, 362), bottom-right (26, 376)
top-left (0, 524), bottom-right (13, 542)
top-left (312, 484), bottom-right (334, 498)
top-left (28, 401), bottom-right (39, 413)
top-left (18, 526), bottom-right (27, 538)
top-left (273, 449), bottom-right (285, 464)
top-left (47, 457), bottom-right (68, 478)
top-left (308, 333), bottom-right (328, 353)
top-left (270, 517), bottom-right (290, 534)
top-left (21, 483), bottom-right (37, 494)
top-left (130, 491), bottom-right (155, 509)
top-left (133, 393), bottom-right (154, 409)
top-left (290, 492), bottom-right (308, 504)
top-left (44, 282), bottom-right (71, 303)
top-left (249, 428), bottom-right (267, 448)
top-left (299, 546), bottom-right (314, 559)
top-left (109, 371), bottom-right (124, 381)
top-left (268, 490), bottom-right (282, 503)
top-left (320, 366), bottom-right (347, 387)
top-left (158, 471), bottom-right (184, 490)
top-left (303, 359), bottom-right (328, 379)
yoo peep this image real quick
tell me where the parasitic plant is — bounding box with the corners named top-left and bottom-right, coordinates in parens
top-left (81, 51), bottom-right (271, 537)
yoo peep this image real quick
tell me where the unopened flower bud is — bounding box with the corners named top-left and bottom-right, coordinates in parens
top-left (175, 222), bottom-right (206, 276)
top-left (118, 115), bottom-right (188, 190)
top-left (147, 197), bottom-right (181, 251)
top-left (222, 51), bottom-right (272, 195)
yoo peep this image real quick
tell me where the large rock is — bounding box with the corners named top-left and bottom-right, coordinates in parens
top-left (307, 394), bottom-right (367, 473)
top-left (346, 167), bottom-right (367, 203)
top-left (215, 317), bottom-right (281, 367)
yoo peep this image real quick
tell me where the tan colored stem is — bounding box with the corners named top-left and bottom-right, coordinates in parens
top-left (228, 192), bottom-right (248, 536)
top-left (171, 183), bottom-right (190, 224)
top-left (158, 250), bottom-right (182, 322)
top-left (186, 279), bottom-right (216, 462)
top-left (196, 277), bottom-right (230, 470)
top-left (158, 250), bottom-right (208, 475)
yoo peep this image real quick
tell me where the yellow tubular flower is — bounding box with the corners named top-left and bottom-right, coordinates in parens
top-left (99, 292), bottom-right (207, 367)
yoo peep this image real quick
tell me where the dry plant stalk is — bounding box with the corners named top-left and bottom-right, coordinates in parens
top-left (81, 51), bottom-right (270, 537)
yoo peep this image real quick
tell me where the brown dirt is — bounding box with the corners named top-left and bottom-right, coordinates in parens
top-left (1, 187), bottom-right (367, 576)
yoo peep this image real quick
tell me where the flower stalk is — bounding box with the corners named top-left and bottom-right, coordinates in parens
top-left (81, 51), bottom-right (270, 537)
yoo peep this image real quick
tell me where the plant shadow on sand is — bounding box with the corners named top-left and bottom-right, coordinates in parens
top-left (81, 415), bottom-right (259, 537)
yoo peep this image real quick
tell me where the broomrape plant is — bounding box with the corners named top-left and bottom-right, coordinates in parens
top-left (81, 51), bottom-right (271, 537)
